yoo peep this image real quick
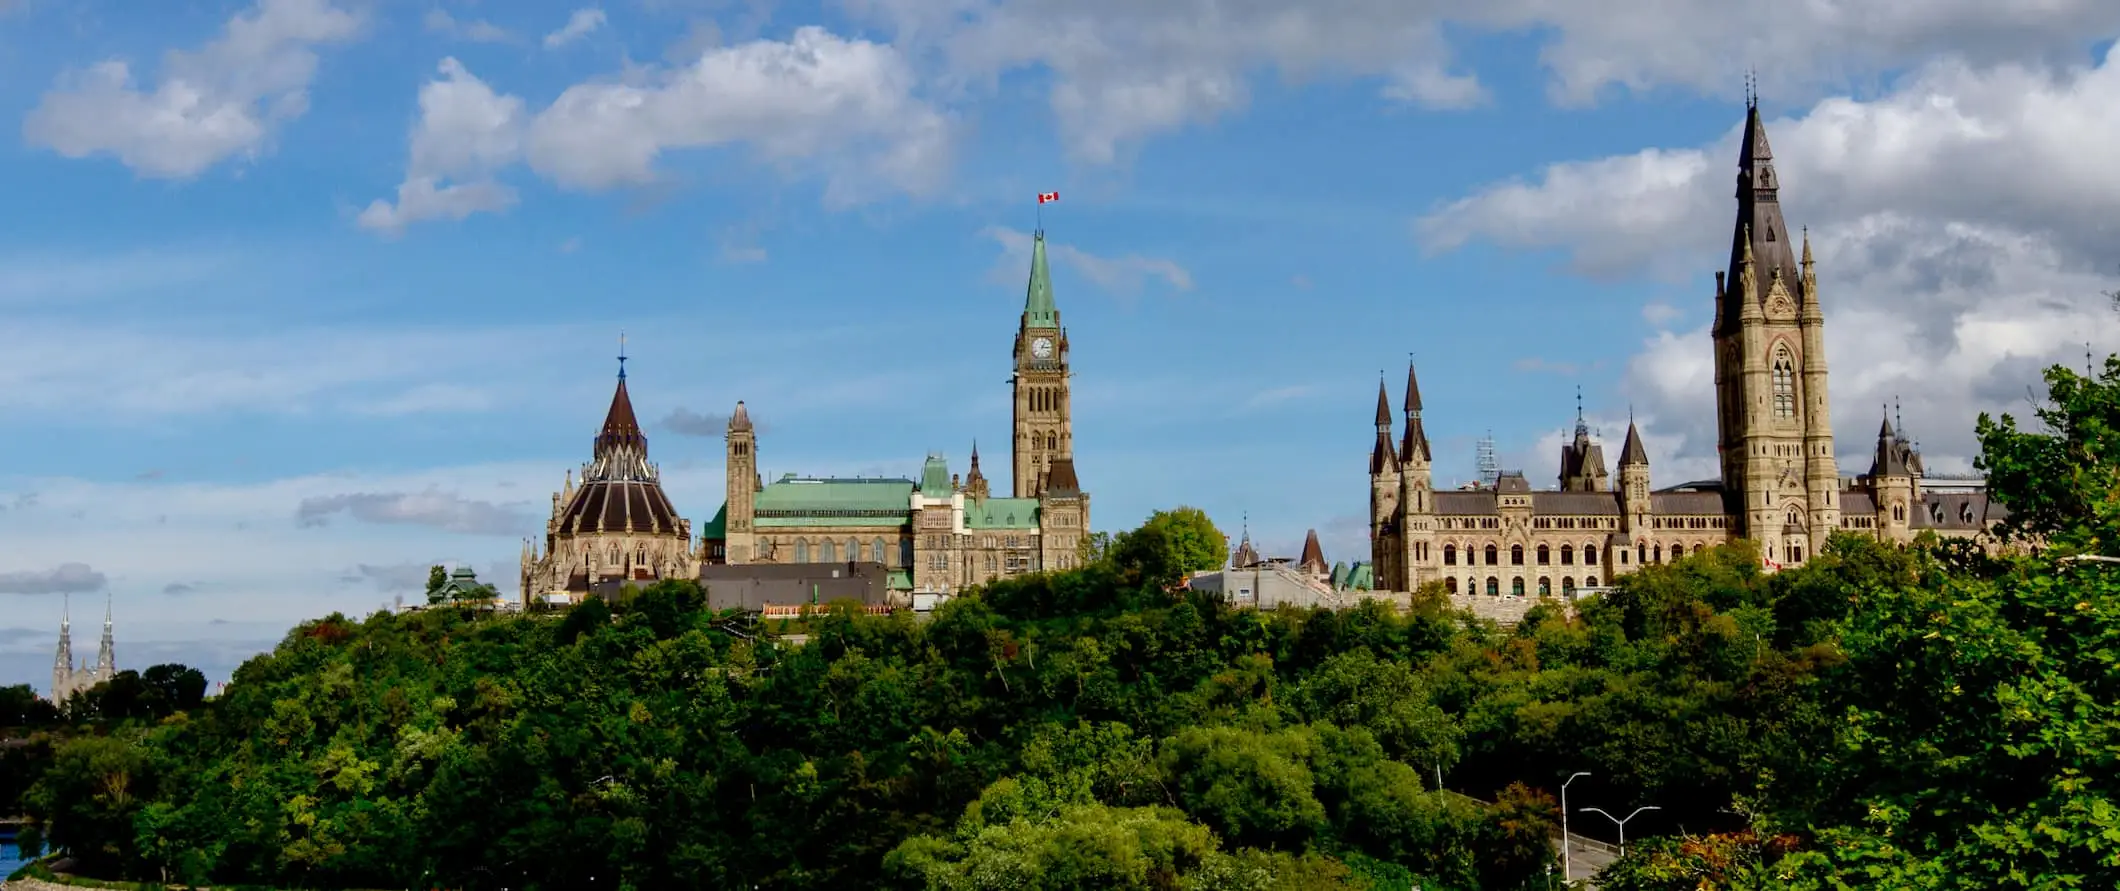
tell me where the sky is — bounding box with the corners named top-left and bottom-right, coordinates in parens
top-left (2, 0), bottom-right (2117, 694)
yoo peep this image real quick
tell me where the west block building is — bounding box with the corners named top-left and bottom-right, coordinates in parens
top-left (1367, 100), bottom-right (2008, 597)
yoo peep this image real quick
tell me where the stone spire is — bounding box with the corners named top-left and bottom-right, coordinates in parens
top-left (1298, 529), bottom-right (1329, 577)
top-left (1399, 359), bottom-right (1431, 463)
top-left (1370, 375), bottom-right (1397, 474)
top-left (965, 440), bottom-right (990, 499)
top-left (1232, 514), bottom-right (1260, 568)
top-left (52, 593), bottom-right (74, 696)
top-left (1023, 231), bottom-right (1058, 328)
top-left (1721, 97), bottom-right (1802, 332)
top-left (1620, 420), bottom-right (1649, 466)
top-left (96, 592), bottom-right (114, 677)
top-left (728, 399), bottom-right (753, 432)
top-left (587, 341), bottom-right (653, 482)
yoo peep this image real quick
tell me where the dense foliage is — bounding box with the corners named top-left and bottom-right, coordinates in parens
top-left (15, 358), bottom-right (2120, 889)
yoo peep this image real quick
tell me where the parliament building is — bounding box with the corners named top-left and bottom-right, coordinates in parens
top-left (520, 232), bottom-right (1090, 605)
top-left (1366, 100), bottom-right (2007, 597)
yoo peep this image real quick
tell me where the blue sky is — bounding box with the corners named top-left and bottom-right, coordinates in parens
top-left (3, 0), bottom-right (2118, 693)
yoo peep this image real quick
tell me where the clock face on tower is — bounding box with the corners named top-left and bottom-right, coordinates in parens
top-left (1031, 336), bottom-right (1054, 360)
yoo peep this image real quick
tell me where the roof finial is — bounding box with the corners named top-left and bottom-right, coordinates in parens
top-left (1744, 68), bottom-right (1757, 109)
top-left (1894, 396), bottom-right (1904, 437)
top-left (617, 332), bottom-right (628, 381)
top-left (2089, 342), bottom-right (2097, 377)
top-left (1575, 385), bottom-right (1584, 422)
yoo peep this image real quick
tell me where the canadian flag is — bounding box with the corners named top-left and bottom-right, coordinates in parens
top-left (1037, 192), bottom-right (1059, 204)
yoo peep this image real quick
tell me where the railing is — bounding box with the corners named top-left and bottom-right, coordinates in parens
top-left (760, 603), bottom-right (895, 619)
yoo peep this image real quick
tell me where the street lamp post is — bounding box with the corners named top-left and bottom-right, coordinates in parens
top-left (1579, 805), bottom-right (1661, 860)
top-left (1560, 771), bottom-right (1590, 882)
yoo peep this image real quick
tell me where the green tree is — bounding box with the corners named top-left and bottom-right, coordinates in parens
top-left (424, 564), bottom-right (448, 604)
top-left (1111, 507), bottom-right (1228, 588)
top-left (0, 683), bottom-right (61, 728)
top-left (1975, 354), bottom-right (2120, 553)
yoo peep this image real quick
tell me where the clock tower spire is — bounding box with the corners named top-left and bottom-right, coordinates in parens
top-left (1013, 230), bottom-right (1070, 497)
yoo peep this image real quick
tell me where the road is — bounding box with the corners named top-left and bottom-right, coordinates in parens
top-left (1553, 835), bottom-right (1621, 888)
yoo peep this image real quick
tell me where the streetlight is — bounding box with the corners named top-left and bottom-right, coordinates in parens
top-left (1579, 805), bottom-right (1661, 860)
top-left (1560, 771), bottom-right (1590, 882)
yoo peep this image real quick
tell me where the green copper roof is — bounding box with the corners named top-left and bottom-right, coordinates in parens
top-left (963, 497), bottom-right (1041, 530)
top-left (700, 503), bottom-right (727, 538)
top-left (1023, 232), bottom-right (1057, 328)
top-left (745, 476), bottom-right (914, 528)
top-left (918, 455), bottom-right (953, 497)
top-left (1346, 562), bottom-right (1374, 591)
top-left (887, 569), bottom-right (913, 591)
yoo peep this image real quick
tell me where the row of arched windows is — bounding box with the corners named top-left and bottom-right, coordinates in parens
top-left (1028, 387), bottom-right (1065, 412)
top-left (1443, 543), bottom-right (1604, 567)
top-left (1445, 576), bottom-right (1600, 596)
top-left (789, 537), bottom-right (903, 565)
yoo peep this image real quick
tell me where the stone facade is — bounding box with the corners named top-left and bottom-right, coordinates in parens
top-left (49, 594), bottom-right (115, 702)
top-left (692, 229), bottom-right (1090, 596)
top-left (1367, 100), bottom-right (2009, 595)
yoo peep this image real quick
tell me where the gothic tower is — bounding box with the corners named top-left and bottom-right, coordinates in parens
top-left (1558, 391), bottom-right (1610, 492)
top-left (724, 401), bottom-right (758, 564)
top-left (96, 592), bottom-right (114, 678)
top-left (1396, 360), bottom-right (1436, 590)
top-left (1013, 231), bottom-right (1072, 497)
top-left (1713, 96), bottom-right (1839, 567)
top-left (51, 594), bottom-right (73, 701)
top-left (1866, 409), bottom-right (1918, 542)
top-left (1618, 420), bottom-right (1652, 537)
top-left (1368, 377), bottom-right (1400, 589)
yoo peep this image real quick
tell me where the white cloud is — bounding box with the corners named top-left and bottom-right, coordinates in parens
top-left (360, 57), bottom-right (526, 232)
top-left (543, 7), bottom-right (607, 49)
top-left (0, 318), bottom-right (561, 418)
top-left (425, 8), bottom-right (515, 43)
top-left (0, 562), bottom-right (107, 595)
top-left (984, 226), bottom-right (1193, 295)
top-left (852, 0), bottom-right (2119, 163)
top-left (525, 26), bottom-right (952, 201)
top-left (1424, 45), bottom-right (2120, 478)
top-left (367, 28), bottom-right (953, 233)
top-left (22, 0), bottom-right (361, 178)
top-left (295, 489), bottom-right (531, 535)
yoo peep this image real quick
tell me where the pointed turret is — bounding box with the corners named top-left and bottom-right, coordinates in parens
top-left (1023, 231), bottom-right (1058, 328)
top-left (728, 400), bottom-right (753, 432)
top-left (1370, 377), bottom-right (1397, 474)
top-left (95, 592), bottom-right (114, 678)
top-left (1721, 99), bottom-right (1801, 331)
top-left (1868, 407), bottom-right (1912, 478)
top-left (1620, 421), bottom-right (1649, 466)
top-left (52, 593), bottom-right (74, 697)
top-left (1232, 517), bottom-right (1260, 568)
top-left (1399, 360), bottom-right (1431, 463)
top-left (587, 346), bottom-right (654, 482)
top-left (1299, 529), bottom-right (1329, 577)
top-left (965, 441), bottom-right (991, 499)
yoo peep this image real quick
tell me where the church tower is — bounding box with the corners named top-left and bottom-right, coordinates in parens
top-left (1368, 377), bottom-right (1400, 589)
top-left (51, 594), bottom-right (73, 701)
top-left (1713, 95), bottom-right (1839, 567)
top-left (1013, 231), bottom-right (1072, 497)
top-left (1396, 360), bottom-right (1436, 590)
top-left (723, 401), bottom-right (758, 564)
top-left (96, 592), bottom-right (115, 678)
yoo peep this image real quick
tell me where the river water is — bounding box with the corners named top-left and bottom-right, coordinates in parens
top-left (0, 834), bottom-right (37, 879)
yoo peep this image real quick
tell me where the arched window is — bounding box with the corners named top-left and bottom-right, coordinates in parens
top-left (1484, 544), bottom-right (1499, 565)
top-left (1653, 544), bottom-right (1664, 563)
top-left (1537, 544), bottom-right (1550, 565)
top-left (875, 538), bottom-right (889, 565)
top-left (1510, 545), bottom-right (1524, 565)
top-left (855, 540), bottom-right (868, 562)
top-left (1538, 577), bottom-right (1551, 597)
top-left (1637, 543), bottom-right (1647, 564)
top-left (1562, 577), bottom-right (1576, 595)
top-left (1486, 577), bottom-right (1499, 596)
top-left (635, 546), bottom-right (646, 565)
top-left (795, 540), bottom-right (810, 562)
top-left (1772, 350), bottom-right (1797, 419)
top-left (1444, 544), bottom-right (1457, 565)
top-left (607, 546), bottom-right (619, 565)
top-left (1585, 544), bottom-right (1599, 565)
top-left (1445, 578), bottom-right (1458, 594)
top-left (1561, 544), bottom-right (1575, 565)
top-left (1587, 575), bottom-right (1599, 587)
top-left (1511, 577), bottom-right (1526, 597)
top-left (821, 540), bottom-right (836, 562)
